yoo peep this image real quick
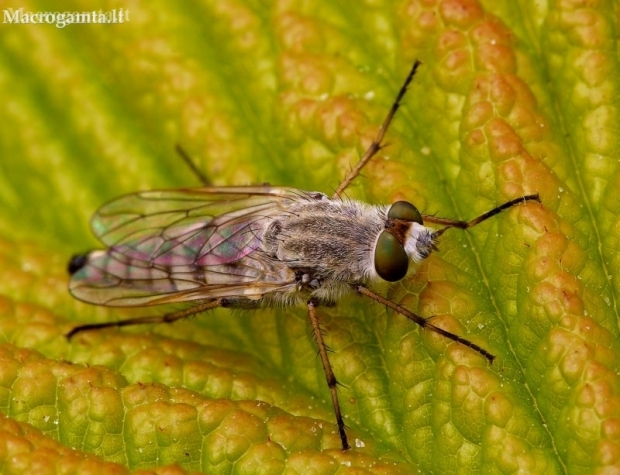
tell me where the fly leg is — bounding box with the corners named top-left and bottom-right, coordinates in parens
top-left (66, 299), bottom-right (223, 339)
top-left (356, 285), bottom-right (495, 363)
top-left (425, 194), bottom-right (541, 236)
top-left (333, 60), bottom-right (421, 198)
top-left (307, 299), bottom-right (350, 450)
top-left (175, 144), bottom-right (212, 186)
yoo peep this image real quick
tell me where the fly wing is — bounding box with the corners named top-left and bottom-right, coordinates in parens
top-left (70, 186), bottom-right (321, 306)
top-left (91, 186), bottom-right (314, 267)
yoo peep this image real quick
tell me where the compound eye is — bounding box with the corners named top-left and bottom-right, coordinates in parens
top-left (388, 201), bottom-right (423, 224)
top-left (374, 232), bottom-right (409, 282)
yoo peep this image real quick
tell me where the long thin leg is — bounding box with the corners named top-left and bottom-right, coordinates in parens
top-left (426, 194), bottom-right (541, 236)
top-left (66, 300), bottom-right (222, 339)
top-left (356, 285), bottom-right (495, 363)
top-left (175, 144), bottom-right (212, 186)
top-left (332, 61), bottom-right (422, 198)
top-left (306, 299), bottom-right (350, 450)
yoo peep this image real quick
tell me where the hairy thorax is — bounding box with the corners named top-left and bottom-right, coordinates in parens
top-left (262, 200), bottom-right (387, 287)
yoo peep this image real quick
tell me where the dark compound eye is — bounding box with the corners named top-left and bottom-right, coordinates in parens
top-left (387, 201), bottom-right (423, 224)
top-left (374, 232), bottom-right (409, 282)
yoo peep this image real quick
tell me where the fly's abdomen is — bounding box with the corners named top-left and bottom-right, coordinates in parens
top-left (69, 247), bottom-right (297, 307)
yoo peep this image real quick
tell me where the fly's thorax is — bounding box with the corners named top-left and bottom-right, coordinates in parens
top-left (372, 201), bottom-right (437, 282)
top-left (261, 199), bottom-right (384, 283)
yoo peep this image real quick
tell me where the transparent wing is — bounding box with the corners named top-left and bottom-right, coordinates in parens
top-left (70, 186), bottom-right (321, 306)
top-left (91, 186), bottom-right (315, 266)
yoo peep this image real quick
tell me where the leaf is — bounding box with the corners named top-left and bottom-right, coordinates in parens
top-left (0, 0), bottom-right (619, 473)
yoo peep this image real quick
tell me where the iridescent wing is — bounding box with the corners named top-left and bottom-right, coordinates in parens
top-left (70, 186), bottom-right (320, 306)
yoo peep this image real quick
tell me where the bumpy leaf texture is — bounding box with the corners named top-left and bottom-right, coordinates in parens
top-left (0, 0), bottom-right (619, 474)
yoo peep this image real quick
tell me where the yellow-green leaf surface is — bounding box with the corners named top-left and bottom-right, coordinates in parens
top-left (1, 0), bottom-right (619, 473)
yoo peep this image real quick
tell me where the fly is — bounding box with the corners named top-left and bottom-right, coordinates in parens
top-left (66, 61), bottom-right (540, 450)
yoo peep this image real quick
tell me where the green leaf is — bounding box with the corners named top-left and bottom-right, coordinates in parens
top-left (1, 0), bottom-right (619, 473)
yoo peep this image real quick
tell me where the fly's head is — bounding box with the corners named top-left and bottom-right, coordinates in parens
top-left (374, 201), bottom-right (438, 282)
